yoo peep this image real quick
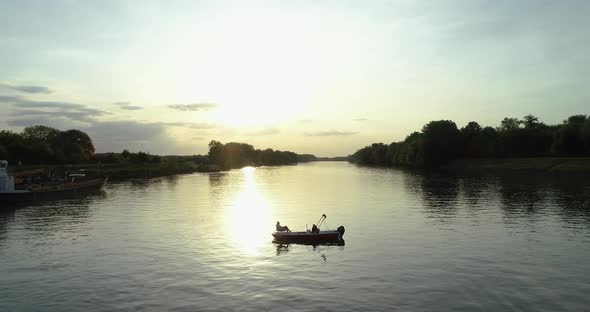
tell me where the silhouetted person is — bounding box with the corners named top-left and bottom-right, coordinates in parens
top-left (276, 221), bottom-right (291, 232)
top-left (311, 224), bottom-right (319, 233)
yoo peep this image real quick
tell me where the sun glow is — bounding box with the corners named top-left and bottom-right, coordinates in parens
top-left (227, 167), bottom-right (271, 256)
top-left (163, 9), bottom-right (348, 128)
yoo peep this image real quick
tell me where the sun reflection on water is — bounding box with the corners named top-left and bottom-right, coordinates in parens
top-left (227, 167), bottom-right (271, 256)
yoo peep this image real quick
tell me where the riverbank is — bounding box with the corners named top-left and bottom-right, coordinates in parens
top-left (442, 157), bottom-right (590, 175)
top-left (12, 158), bottom-right (220, 181)
top-left (87, 162), bottom-right (219, 181)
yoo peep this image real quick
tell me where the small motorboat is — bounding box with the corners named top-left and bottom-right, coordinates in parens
top-left (272, 214), bottom-right (345, 244)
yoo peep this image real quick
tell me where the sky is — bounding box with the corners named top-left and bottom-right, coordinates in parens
top-left (0, 0), bottom-right (589, 156)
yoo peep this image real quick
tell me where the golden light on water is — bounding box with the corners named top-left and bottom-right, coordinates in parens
top-left (227, 167), bottom-right (272, 256)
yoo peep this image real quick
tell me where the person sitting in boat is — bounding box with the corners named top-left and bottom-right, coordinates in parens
top-left (276, 221), bottom-right (291, 232)
top-left (311, 224), bottom-right (319, 233)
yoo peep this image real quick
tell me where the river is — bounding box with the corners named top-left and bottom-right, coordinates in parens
top-left (1, 162), bottom-right (589, 311)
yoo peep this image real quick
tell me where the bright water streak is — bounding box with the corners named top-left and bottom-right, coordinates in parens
top-left (1, 162), bottom-right (590, 311)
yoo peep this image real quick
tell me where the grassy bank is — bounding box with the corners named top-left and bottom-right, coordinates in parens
top-left (13, 158), bottom-right (220, 181)
top-left (87, 162), bottom-right (219, 181)
top-left (443, 157), bottom-right (590, 175)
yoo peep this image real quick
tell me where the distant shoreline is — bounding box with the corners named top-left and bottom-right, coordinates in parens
top-left (14, 157), bottom-right (590, 183)
top-left (350, 157), bottom-right (590, 176)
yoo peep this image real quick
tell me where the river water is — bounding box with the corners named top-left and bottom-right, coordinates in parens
top-left (1, 162), bottom-right (589, 311)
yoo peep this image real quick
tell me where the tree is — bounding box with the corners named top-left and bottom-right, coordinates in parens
top-left (21, 125), bottom-right (60, 142)
top-left (121, 149), bottom-right (131, 159)
top-left (422, 120), bottom-right (461, 167)
top-left (52, 129), bottom-right (95, 163)
top-left (135, 151), bottom-right (150, 163)
top-left (206, 140), bottom-right (299, 169)
top-left (481, 126), bottom-right (499, 157)
top-left (553, 115), bottom-right (586, 156)
top-left (499, 117), bottom-right (522, 131)
top-left (395, 132), bottom-right (424, 166)
top-left (369, 143), bottom-right (389, 165)
top-left (583, 117), bottom-right (590, 154)
top-left (0, 144), bottom-right (7, 160)
top-left (29, 141), bottom-right (54, 163)
top-left (461, 121), bottom-right (483, 157)
top-left (151, 155), bottom-right (161, 163)
top-left (462, 121), bottom-right (482, 134)
top-left (208, 140), bottom-right (223, 166)
top-left (567, 115), bottom-right (586, 125)
top-left (522, 115), bottom-right (542, 129)
top-left (350, 114), bottom-right (590, 169)
top-left (0, 130), bottom-right (23, 147)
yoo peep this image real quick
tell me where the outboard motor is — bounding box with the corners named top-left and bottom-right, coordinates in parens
top-left (337, 226), bottom-right (345, 240)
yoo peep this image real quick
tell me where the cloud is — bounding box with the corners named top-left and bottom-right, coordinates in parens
top-left (11, 108), bottom-right (97, 123)
top-left (161, 121), bottom-right (217, 129)
top-left (0, 83), bottom-right (52, 94)
top-left (1, 95), bottom-right (218, 154)
top-left (2, 95), bottom-right (108, 125)
top-left (113, 101), bottom-right (143, 111)
top-left (85, 121), bottom-right (175, 153)
top-left (242, 128), bottom-right (280, 136)
top-left (6, 117), bottom-right (75, 129)
top-left (85, 120), bottom-right (220, 154)
top-left (353, 118), bottom-right (368, 122)
top-left (168, 103), bottom-right (218, 111)
top-left (304, 130), bottom-right (358, 136)
top-left (86, 121), bottom-right (165, 142)
top-left (2, 95), bottom-right (106, 116)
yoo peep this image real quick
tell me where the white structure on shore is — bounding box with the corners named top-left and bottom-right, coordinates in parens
top-left (0, 160), bottom-right (16, 193)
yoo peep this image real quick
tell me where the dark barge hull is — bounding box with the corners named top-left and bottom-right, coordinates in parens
top-left (28, 177), bottom-right (108, 193)
top-left (1, 177), bottom-right (107, 204)
top-left (0, 191), bottom-right (35, 203)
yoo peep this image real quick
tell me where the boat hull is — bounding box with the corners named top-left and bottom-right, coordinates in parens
top-left (28, 177), bottom-right (108, 193)
top-left (0, 191), bottom-right (35, 203)
top-left (272, 231), bottom-right (343, 244)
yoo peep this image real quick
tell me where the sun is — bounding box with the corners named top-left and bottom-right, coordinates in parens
top-left (166, 10), bottom-right (330, 128)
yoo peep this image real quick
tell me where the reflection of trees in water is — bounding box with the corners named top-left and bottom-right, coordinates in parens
top-left (208, 172), bottom-right (228, 188)
top-left (422, 175), bottom-right (460, 219)
top-left (408, 173), bottom-right (460, 221)
top-left (404, 170), bottom-right (590, 227)
top-left (460, 177), bottom-right (493, 207)
top-left (498, 177), bottom-right (546, 217)
top-left (0, 209), bottom-right (16, 243)
top-left (208, 172), bottom-right (232, 203)
top-left (121, 176), bottom-right (180, 193)
top-left (549, 178), bottom-right (590, 226)
top-left (128, 179), bottom-right (155, 190)
top-left (497, 175), bottom-right (590, 226)
top-left (401, 171), bottom-right (423, 196)
top-left (132, 177), bottom-right (171, 188)
top-left (163, 175), bottom-right (179, 190)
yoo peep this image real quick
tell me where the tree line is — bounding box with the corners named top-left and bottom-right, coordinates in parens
top-left (0, 125), bottom-right (95, 164)
top-left (349, 115), bottom-right (590, 168)
top-left (207, 140), bottom-right (301, 170)
top-left (0, 125), bottom-right (312, 171)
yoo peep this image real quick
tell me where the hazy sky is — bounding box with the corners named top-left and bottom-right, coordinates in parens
top-left (1, 0), bottom-right (588, 156)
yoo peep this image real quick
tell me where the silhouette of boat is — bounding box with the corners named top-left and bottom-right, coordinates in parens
top-left (0, 160), bottom-right (107, 202)
top-left (272, 214), bottom-right (345, 244)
